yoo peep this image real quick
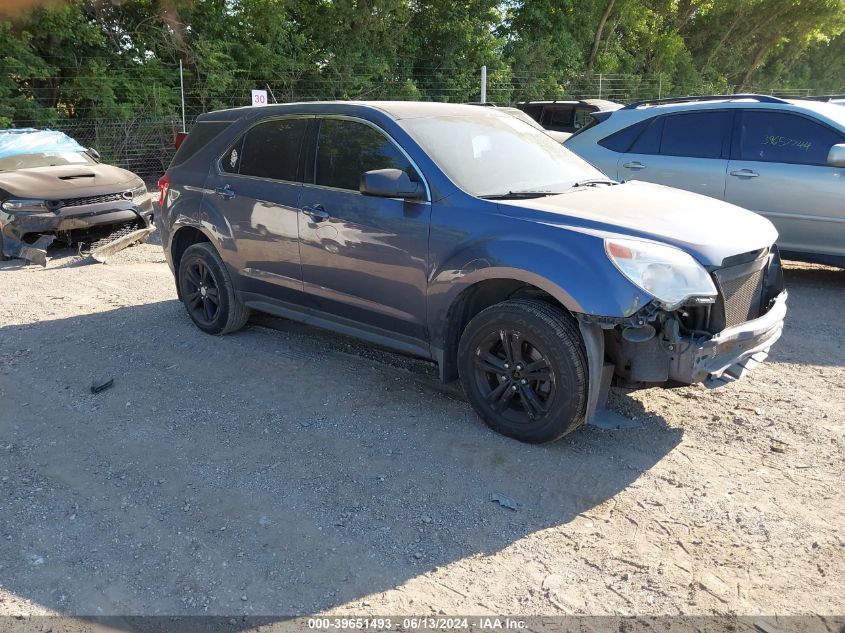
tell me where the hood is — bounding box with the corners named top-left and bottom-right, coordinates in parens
top-left (0, 163), bottom-right (141, 200)
top-left (498, 180), bottom-right (778, 267)
top-left (546, 130), bottom-right (572, 143)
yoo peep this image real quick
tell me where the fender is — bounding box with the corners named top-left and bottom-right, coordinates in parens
top-left (427, 234), bottom-right (650, 351)
top-left (161, 184), bottom-right (239, 285)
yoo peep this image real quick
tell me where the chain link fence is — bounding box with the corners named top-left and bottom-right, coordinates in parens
top-left (6, 71), bottom-right (821, 186)
top-left (36, 118), bottom-right (182, 187)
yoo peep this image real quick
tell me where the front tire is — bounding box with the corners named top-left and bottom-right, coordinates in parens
top-left (457, 299), bottom-right (588, 444)
top-left (177, 242), bottom-right (249, 335)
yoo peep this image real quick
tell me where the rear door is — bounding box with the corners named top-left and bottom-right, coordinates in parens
top-left (204, 116), bottom-right (310, 303)
top-left (297, 117), bottom-right (431, 350)
top-left (617, 110), bottom-right (732, 199)
top-left (725, 109), bottom-right (845, 257)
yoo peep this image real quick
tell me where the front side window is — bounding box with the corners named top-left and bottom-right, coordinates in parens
top-left (573, 109), bottom-right (594, 130)
top-left (739, 111), bottom-right (843, 166)
top-left (400, 114), bottom-right (602, 198)
top-left (659, 111), bottom-right (730, 159)
top-left (315, 119), bottom-right (415, 191)
top-left (222, 118), bottom-right (309, 181)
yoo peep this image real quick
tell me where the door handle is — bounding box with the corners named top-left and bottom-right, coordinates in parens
top-left (214, 185), bottom-right (235, 199)
top-left (730, 169), bottom-right (759, 178)
top-left (622, 161), bottom-right (646, 170)
top-left (302, 204), bottom-right (329, 222)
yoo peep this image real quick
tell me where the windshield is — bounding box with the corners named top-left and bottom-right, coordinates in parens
top-left (400, 114), bottom-right (605, 197)
top-left (0, 151), bottom-right (96, 171)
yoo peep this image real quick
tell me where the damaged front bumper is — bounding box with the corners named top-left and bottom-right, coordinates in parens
top-left (578, 248), bottom-right (787, 424)
top-left (669, 290), bottom-right (787, 386)
top-left (0, 197), bottom-right (154, 266)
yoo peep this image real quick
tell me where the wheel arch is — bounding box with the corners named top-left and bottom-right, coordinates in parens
top-left (170, 225), bottom-right (212, 298)
top-left (428, 235), bottom-right (650, 382)
top-left (434, 275), bottom-right (577, 383)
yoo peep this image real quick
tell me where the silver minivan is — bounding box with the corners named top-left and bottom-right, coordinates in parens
top-left (565, 95), bottom-right (845, 267)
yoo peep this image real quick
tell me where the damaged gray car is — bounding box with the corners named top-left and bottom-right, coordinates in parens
top-left (0, 128), bottom-right (155, 266)
top-left (160, 102), bottom-right (788, 444)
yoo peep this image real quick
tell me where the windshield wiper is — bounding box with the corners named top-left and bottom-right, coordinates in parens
top-left (568, 179), bottom-right (617, 189)
top-left (479, 190), bottom-right (566, 200)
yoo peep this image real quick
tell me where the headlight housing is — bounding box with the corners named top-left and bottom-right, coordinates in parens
top-left (1, 199), bottom-right (48, 213)
top-left (129, 183), bottom-right (149, 202)
top-left (605, 238), bottom-right (717, 310)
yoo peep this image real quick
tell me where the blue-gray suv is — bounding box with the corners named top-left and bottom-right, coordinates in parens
top-left (159, 102), bottom-right (787, 443)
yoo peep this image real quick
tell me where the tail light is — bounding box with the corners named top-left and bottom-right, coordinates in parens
top-left (157, 174), bottom-right (170, 208)
top-left (174, 132), bottom-right (188, 150)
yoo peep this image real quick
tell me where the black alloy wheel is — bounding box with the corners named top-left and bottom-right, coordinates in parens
top-left (177, 242), bottom-right (249, 335)
top-left (458, 299), bottom-right (588, 443)
top-left (472, 329), bottom-right (555, 424)
top-left (183, 259), bottom-right (221, 327)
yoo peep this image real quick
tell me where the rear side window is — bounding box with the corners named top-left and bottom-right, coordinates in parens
top-left (542, 108), bottom-right (575, 131)
top-left (169, 121), bottom-right (231, 168)
top-left (235, 118), bottom-right (309, 181)
top-left (631, 117), bottom-right (664, 154)
top-left (659, 111), bottom-right (730, 159)
top-left (739, 111), bottom-right (844, 166)
top-left (598, 119), bottom-right (651, 152)
top-left (315, 119), bottom-right (415, 191)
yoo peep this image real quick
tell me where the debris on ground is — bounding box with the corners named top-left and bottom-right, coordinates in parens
top-left (90, 377), bottom-right (114, 394)
top-left (490, 492), bottom-right (520, 511)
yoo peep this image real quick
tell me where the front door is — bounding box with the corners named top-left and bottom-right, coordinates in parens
top-left (724, 109), bottom-right (845, 258)
top-left (298, 117), bottom-right (431, 351)
top-left (617, 110), bottom-right (731, 200)
top-left (204, 116), bottom-right (310, 303)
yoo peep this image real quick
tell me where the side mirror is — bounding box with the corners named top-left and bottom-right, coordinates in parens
top-left (827, 143), bottom-right (845, 167)
top-left (360, 168), bottom-right (425, 200)
top-left (87, 147), bottom-right (101, 161)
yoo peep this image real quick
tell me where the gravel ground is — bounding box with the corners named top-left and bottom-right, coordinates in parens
top-left (0, 241), bottom-right (843, 619)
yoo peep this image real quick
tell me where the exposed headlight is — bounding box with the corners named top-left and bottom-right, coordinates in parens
top-left (1, 199), bottom-right (48, 213)
top-left (605, 238), bottom-right (717, 310)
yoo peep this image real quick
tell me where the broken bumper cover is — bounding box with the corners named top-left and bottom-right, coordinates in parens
top-left (1, 198), bottom-right (154, 265)
top-left (669, 290), bottom-right (788, 386)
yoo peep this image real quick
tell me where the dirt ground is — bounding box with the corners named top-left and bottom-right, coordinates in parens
top-left (0, 241), bottom-right (843, 620)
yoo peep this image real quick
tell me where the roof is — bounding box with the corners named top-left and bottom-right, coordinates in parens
top-left (517, 99), bottom-right (622, 110)
top-left (199, 100), bottom-right (505, 122)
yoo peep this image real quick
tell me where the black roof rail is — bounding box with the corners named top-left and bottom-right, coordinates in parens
top-left (621, 94), bottom-right (791, 109)
top-left (792, 94), bottom-right (845, 102)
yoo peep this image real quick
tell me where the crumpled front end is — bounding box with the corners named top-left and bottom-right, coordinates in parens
top-left (585, 246), bottom-right (787, 391)
top-left (1, 192), bottom-right (155, 266)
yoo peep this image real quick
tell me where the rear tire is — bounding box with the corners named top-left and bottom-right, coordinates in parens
top-left (457, 299), bottom-right (588, 444)
top-left (177, 243), bottom-right (249, 335)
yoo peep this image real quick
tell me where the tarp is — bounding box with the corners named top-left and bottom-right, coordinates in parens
top-left (0, 128), bottom-right (85, 159)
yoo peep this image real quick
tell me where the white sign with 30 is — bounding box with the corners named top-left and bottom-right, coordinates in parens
top-left (251, 90), bottom-right (268, 106)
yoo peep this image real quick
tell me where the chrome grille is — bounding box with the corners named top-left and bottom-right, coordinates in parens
top-left (56, 192), bottom-right (126, 208)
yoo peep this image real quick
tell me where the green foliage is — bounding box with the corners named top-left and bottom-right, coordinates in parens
top-left (1, 0), bottom-right (844, 125)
